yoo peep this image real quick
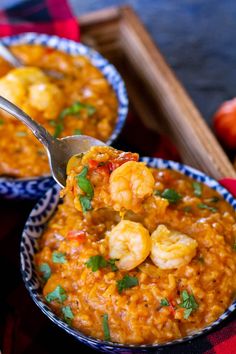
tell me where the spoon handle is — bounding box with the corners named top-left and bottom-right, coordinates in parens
top-left (0, 96), bottom-right (55, 149)
top-left (0, 42), bottom-right (22, 67)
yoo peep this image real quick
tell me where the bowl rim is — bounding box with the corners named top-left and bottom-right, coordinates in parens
top-left (0, 32), bottom-right (128, 185)
top-left (20, 157), bottom-right (236, 350)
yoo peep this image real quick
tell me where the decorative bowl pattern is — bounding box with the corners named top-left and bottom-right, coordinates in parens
top-left (20, 157), bottom-right (236, 353)
top-left (0, 32), bottom-right (128, 200)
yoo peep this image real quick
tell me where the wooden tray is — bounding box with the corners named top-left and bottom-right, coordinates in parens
top-left (79, 6), bottom-right (236, 180)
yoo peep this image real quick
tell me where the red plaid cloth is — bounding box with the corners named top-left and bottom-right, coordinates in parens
top-left (0, 1), bottom-right (235, 354)
top-left (0, 0), bottom-right (79, 40)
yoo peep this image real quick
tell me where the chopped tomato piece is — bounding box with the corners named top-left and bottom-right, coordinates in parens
top-left (108, 152), bottom-right (139, 172)
top-left (45, 47), bottom-right (55, 55)
top-left (88, 159), bottom-right (100, 169)
top-left (67, 230), bottom-right (87, 242)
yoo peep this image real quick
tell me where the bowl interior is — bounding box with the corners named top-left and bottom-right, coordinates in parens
top-left (0, 32), bottom-right (128, 198)
top-left (20, 157), bottom-right (236, 351)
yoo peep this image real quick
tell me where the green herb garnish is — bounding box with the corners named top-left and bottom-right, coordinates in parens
top-left (45, 285), bottom-right (67, 303)
top-left (102, 313), bottom-right (111, 341)
top-left (0, 118), bottom-right (4, 125)
top-left (76, 166), bottom-right (94, 213)
top-left (77, 166), bottom-right (94, 199)
top-left (85, 255), bottom-right (107, 272)
top-left (16, 131), bottom-right (27, 137)
top-left (179, 290), bottom-right (198, 319)
top-left (117, 275), bottom-right (139, 294)
top-left (79, 195), bottom-right (92, 213)
top-left (74, 129), bottom-right (82, 135)
top-left (160, 298), bottom-right (169, 306)
top-left (197, 203), bottom-right (217, 213)
top-left (62, 306), bottom-right (74, 325)
top-left (107, 258), bottom-right (119, 272)
top-left (233, 242), bottom-right (236, 251)
top-left (161, 189), bottom-right (182, 204)
top-left (85, 255), bottom-right (119, 272)
top-left (54, 101), bottom-right (96, 138)
top-left (52, 251), bottom-right (66, 264)
top-left (60, 101), bottom-right (96, 118)
top-left (39, 263), bottom-right (51, 281)
top-left (49, 119), bottom-right (56, 126)
top-left (192, 182), bottom-right (202, 197)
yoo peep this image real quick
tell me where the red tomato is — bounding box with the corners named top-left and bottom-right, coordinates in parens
top-left (108, 152), bottom-right (139, 172)
top-left (66, 230), bottom-right (87, 243)
top-left (88, 159), bottom-right (100, 169)
top-left (213, 98), bottom-right (236, 149)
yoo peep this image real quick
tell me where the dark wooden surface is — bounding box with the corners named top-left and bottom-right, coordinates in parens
top-left (70, 0), bottom-right (236, 127)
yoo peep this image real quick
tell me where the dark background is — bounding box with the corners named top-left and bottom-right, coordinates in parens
top-left (70, 0), bottom-right (236, 126)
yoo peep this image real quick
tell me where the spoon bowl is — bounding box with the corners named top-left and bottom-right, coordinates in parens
top-left (50, 135), bottom-right (105, 187)
top-left (0, 96), bottom-right (105, 187)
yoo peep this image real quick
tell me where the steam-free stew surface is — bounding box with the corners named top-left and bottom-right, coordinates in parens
top-left (35, 147), bottom-right (236, 344)
top-left (0, 45), bottom-right (118, 177)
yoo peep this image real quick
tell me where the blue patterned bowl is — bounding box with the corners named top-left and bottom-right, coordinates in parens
top-left (20, 157), bottom-right (236, 353)
top-left (0, 32), bottom-right (128, 200)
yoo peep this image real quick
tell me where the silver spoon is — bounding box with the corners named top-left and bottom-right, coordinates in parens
top-left (0, 96), bottom-right (105, 187)
top-left (0, 41), bottom-right (63, 79)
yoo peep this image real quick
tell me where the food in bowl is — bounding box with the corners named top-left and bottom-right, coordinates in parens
top-left (35, 146), bottom-right (236, 345)
top-left (0, 44), bottom-right (118, 178)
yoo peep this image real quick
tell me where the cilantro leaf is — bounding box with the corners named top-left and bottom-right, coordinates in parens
top-left (53, 101), bottom-right (95, 138)
top-left (192, 182), bottom-right (202, 197)
top-left (233, 242), bottom-right (236, 251)
top-left (160, 298), bottom-right (169, 306)
top-left (52, 251), bottom-right (66, 264)
top-left (53, 123), bottom-right (63, 138)
top-left (0, 118), bottom-right (4, 125)
top-left (79, 195), bottom-right (92, 213)
top-left (49, 119), bottom-right (56, 126)
top-left (179, 290), bottom-right (198, 319)
top-left (62, 306), bottom-right (74, 325)
top-left (39, 263), bottom-right (51, 281)
top-left (107, 258), bottom-right (119, 272)
top-left (117, 275), bottom-right (139, 293)
top-left (161, 189), bottom-right (182, 204)
top-left (183, 308), bottom-right (193, 319)
top-left (45, 285), bottom-right (67, 303)
top-left (85, 255), bottom-right (107, 272)
top-left (102, 313), bottom-right (111, 341)
top-left (60, 101), bottom-right (96, 119)
top-left (77, 166), bottom-right (94, 199)
top-left (197, 203), bottom-right (217, 213)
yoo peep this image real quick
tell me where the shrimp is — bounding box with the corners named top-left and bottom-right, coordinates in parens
top-left (107, 220), bottom-right (151, 271)
top-left (150, 225), bottom-right (198, 269)
top-left (109, 161), bottom-right (155, 213)
top-left (0, 76), bottom-right (26, 108)
top-left (29, 82), bottom-right (64, 119)
top-left (6, 67), bottom-right (48, 86)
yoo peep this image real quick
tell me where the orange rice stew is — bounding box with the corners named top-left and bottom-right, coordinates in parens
top-left (35, 146), bottom-right (236, 345)
top-left (0, 45), bottom-right (118, 178)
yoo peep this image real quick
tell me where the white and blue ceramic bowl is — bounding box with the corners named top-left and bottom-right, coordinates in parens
top-left (20, 157), bottom-right (236, 353)
top-left (0, 32), bottom-right (128, 200)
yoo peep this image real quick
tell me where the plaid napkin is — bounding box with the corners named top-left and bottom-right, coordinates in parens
top-left (0, 0), bottom-right (79, 40)
top-left (0, 1), bottom-right (235, 354)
